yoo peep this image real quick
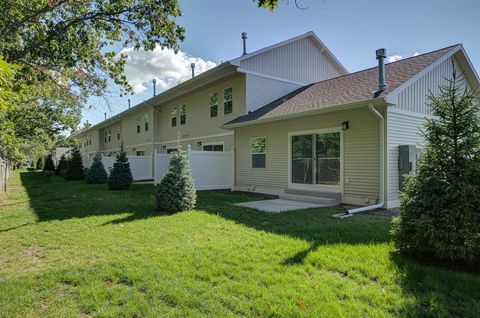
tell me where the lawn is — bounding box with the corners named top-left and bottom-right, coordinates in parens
top-left (0, 171), bottom-right (479, 317)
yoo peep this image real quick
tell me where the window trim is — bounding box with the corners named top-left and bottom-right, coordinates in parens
top-left (209, 92), bottom-right (218, 118)
top-left (179, 104), bottom-right (186, 125)
top-left (136, 116), bottom-right (141, 133)
top-left (202, 142), bottom-right (224, 152)
top-left (223, 87), bottom-right (233, 115)
top-left (144, 113), bottom-right (149, 131)
top-left (171, 106), bottom-right (177, 127)
top-left (117, 128), bottom-right (121, 140)
top-left (250, 136), bottom-right (266, 168)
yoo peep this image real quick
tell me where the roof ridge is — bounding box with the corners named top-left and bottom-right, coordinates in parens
top-left (307, 43), bottom-right (462, 86)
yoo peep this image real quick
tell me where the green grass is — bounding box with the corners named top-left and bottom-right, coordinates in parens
top-left (0, 171), bottom-right (479, 317)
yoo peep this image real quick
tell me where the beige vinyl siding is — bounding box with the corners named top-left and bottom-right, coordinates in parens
top-left (234, 106), bottom-right (381, 204)
top-left (240, 37), bottom-right (344, 84)
top-left (121, 105), bottom-right (154, 155)
top-left (162, 134), bottom-right (234, 153)
top-left (159, 74), bottom-right (246, 150)
top-left (99, 122), bottom-right (122, 154)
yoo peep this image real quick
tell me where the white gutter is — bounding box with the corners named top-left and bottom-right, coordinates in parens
top-left (334, 103), bottom-right (385, 218)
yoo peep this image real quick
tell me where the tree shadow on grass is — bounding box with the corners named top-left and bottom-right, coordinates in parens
top-left (196, 191), bottom-right (392, 265)
top-left (19, 171), bottom-right (164, 224)
top-left (390, 251), bottom-right (480, 316)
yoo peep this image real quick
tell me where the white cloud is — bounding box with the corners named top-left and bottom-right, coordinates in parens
top-left (386, 51), bottom-right (421, 63)
top-left (121, 46), bottom-right (217, 94)
top-left (386, 54), bottom-right (404, 63)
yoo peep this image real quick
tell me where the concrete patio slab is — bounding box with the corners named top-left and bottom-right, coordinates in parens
top-left (234, 199), bottom-right (326, 213)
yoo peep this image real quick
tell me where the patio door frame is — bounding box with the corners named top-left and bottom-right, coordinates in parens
top-left (287, 127), bottom-right (344, 194)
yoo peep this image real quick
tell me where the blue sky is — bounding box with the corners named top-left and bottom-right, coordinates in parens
top-left (82, 0), bottom-right (480, 126)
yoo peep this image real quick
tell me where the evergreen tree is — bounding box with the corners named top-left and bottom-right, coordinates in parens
top-left (86, 153), bottom-right (108, 184)
top-left (43, 154), bottom-right (55, 171)
top-left (64, 148), bottom-right (85, 181)
top-left (55, 154), bottom-right (68, 176)
top-left (35, 157), bottom-right (44, 170)
top-left (107, 146), bottom-right (133, 190)
top-left (392, 71), bottom-right (480, 263)
top-left (156, 146), bottom-right (196, 212)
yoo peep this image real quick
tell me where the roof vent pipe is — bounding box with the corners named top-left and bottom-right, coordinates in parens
top-left (375, 48), bottom-right (387, 94)
top-left (242, 32), bottom-right (248, 56)
top-left (104, 112), bottom-right (107, 120)
top-left (191, 63), bottom-right (195, 78)
top-left (128, 99), bottom-right (131, 109)
top-left (152, 79), bottom-right (157, 96)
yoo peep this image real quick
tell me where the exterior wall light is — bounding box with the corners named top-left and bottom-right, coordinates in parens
top-left (342, 121), bottom-right (350, 131)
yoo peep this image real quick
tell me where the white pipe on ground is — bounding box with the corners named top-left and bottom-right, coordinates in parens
top-left (344, 103), bottom-right (385, 216)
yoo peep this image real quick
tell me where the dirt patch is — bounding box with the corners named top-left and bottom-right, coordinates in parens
top-left (22, 245), bottom-right (44, 259)
top-left (212, 189), bottom-right (279, 200)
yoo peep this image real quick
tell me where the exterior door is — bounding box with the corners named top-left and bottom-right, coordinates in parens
top-left (290, 131), bottom-right (341, 188)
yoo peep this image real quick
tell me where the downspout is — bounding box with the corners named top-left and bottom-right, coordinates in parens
top-left (153, 107), bottom-right (162, 182)
top-left (340, 103), bottom-right (385, 217)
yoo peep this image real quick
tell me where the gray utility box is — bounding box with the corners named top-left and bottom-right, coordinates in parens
top-left (398, 145), bottom-right (419, 191)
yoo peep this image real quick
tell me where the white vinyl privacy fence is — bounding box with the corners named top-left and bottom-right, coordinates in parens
top-left (154, 146), bottom-right (234, 190)
top-left (85, 147), bottom-right (234, 190)
top-left (85, 155), bottom-right (153, 181)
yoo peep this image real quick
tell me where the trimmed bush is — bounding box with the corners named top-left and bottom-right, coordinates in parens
top-left (36, 157), bottom-right (44, 170)
top-left (392, 72), bottom-right (480, 264)
top-left (156, 146), bottom-right (196, 212)
top-left (43, 154), bottom-right (55, 171)
top-left (64, 148), bottom-right (85, 181)
top-left (55, 155), bottom-right (67, 176)
top-left (107, 147), bottom-right (133, 190)
top-left (86, 153), bottom-right (107, 184)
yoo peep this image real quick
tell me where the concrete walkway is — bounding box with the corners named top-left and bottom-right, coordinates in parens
top-left (234, 199), bottom-right (326, 213)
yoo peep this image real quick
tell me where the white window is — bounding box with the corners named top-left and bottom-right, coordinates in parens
top-left (144, 114), bottom-right (149, 131)
top-left (224, 87), bottom-right (233, 114)
top-left (136, 150), bottom-right (145, 156)
top-left (171, 107), bottom-right (177, 127)
top-left (210, 92), bottom-right (218, 118)
top-left (203, 143), bottom-right (224, 151)
top-left (117, 128), bottom-right (120, 140)
top-left (251, 137), bottom-right (266, 168)
top-left (136, 117), bottom-right (141, 133)
top-left (179, 104), bottom-right (186, 125)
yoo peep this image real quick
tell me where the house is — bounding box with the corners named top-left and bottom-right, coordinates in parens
top-left (75, 32), bottom-right (479, 209)
top-left (75, 31), bottom-right (347, 161)
top-left (223, 44), bottom-right (479, 208)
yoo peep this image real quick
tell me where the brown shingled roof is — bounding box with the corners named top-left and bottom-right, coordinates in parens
top-left (227, 44), bottom-right (461, 125)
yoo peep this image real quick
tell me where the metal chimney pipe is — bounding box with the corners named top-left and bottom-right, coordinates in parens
top-left (128, 99), bottom-right (131, 109)
top-left (104, 112), bottom-right (107, 120)
top-left (376, 48), bottom-right (387, 93)
top-left (152, 79), bottom-right (157, 96)
top-left (191, 63), bottom-right (195, 78)
top-left (242, 32), bottom-right (248, 56)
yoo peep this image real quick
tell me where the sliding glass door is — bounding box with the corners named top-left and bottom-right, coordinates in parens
top-left (290, 131), bottom-right (341, 187)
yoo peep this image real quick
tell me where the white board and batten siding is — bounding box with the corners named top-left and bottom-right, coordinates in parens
top-left (240, 36), bottom-right (345, 85)
top-left (385, 55), bottom-right (474, 208)
top-left (246, 74), bottom-right (302, 113)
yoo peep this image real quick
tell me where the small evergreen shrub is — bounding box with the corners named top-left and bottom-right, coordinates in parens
top-left (392, 72), bottom-right (480, 264)
top-left (64, 148), bottom-right (85, 181)
top-left (36, 157), bottom-right (44, 170)
top-left (55, 155), bottom-right (67, 176)
top-left (43, 154), bottom-right (55, 171)
top-left (107, 147), bottom-right (133, 190)
top-left (86, 153), bottom-right (107, 184)
top-left (156, 146), bottom-right (196, 212)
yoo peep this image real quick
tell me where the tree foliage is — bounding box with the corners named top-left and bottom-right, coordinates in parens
top-left (86, 153), bottom-right (108, 184)
top-left (64, 148), bottom-right (84, 181)
top-left (156, 147), bottom-right (196, 212)
top-left (107, 147), bottom-right (133, 190)
top-left (392, 71), bottom-right (480, 263)
top-left (55, 154), bottom-right (67, 176)
top-left (43, 154), bottom-right (55, 171)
